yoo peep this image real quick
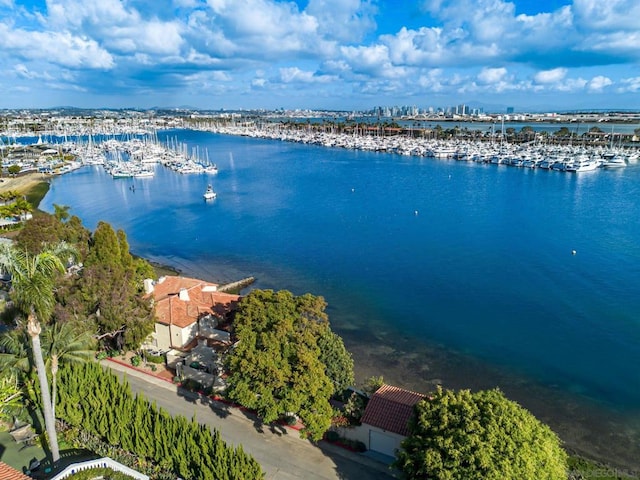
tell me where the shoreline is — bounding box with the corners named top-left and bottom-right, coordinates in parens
top-left (343, 331), bottom-right (640, 471)
top-left (147, 253), bottom-right (640, 473)
top-left (28, 173), bottom-right (640, 474)
top-left (0, 172), bottom-right (52, 197)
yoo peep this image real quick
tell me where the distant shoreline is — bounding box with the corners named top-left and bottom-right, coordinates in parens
top-left (23, 158), bottom-right (640, 476)
top-left (16, 175), bottom-right (183, 279)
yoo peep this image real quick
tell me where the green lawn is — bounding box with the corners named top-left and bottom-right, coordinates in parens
top-left (0, 430), bottom-right (46, 474)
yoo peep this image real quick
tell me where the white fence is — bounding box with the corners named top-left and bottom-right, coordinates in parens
top-left (50, 457), bottom-right (149, 480)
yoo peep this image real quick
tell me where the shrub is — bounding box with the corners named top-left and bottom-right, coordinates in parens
top-left (331, 415), bottom-right (349, 428)
top-left (343, 391), bottom-right (366, 425)
top-left (353, 440), bottom-right (366, 452)
top-left (325, 430), bottom-right (340, 442)
top-left (96, 351), bottom-right (108, 360)
top-left (145, 354), bottom-right (164, 364)
top-left (130, 355), bottom-right (141, 367)
top-left (285, 415), bottom-right (298, 426)
top-left (63, 467), bottom-right (136, 480)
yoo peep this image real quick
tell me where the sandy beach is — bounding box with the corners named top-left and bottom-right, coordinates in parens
top-left (0, 172), bottom-right (50, 195)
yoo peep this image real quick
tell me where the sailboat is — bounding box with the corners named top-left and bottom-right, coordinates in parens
top-left (203, 184), bottom-right (217, 200)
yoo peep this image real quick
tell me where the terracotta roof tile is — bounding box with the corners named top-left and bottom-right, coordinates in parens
top-left (0, 462), bottom-right (32, 480)
top-left (151, 276), bottom-right (239, 329)
top-left (149, 276), bottom-right (207, 301)
top-left (360, 384), bottom-right (425, 436)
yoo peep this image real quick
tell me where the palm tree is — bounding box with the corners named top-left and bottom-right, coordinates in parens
top-left (42, 321), bottom-right (95, 419)
top-left (0, 328), bottom-right (40, 423)
top-left (12, 197), bottom-right (33, 221)
top-left (0, 243), bottom-right (74, 463)
top-left (52, 204), bottom-right (71, 222)
top-left (0, 328), bottom-right (32, 379)
top-left (0, 374), bottom-right (22, 424)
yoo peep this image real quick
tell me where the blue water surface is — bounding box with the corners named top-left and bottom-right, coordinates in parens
top-left (40, 130), bottom-right (640, 423)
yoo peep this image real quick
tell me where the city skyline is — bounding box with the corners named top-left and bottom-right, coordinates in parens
top-left (1, 0), bottom-right (639, 111)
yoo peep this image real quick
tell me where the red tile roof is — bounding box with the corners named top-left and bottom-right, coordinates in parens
top-left (0, 462), bottom-right (32, 480)
top-left (360, 384), bottom-right (426, 436)
top-left (151, 276), bottom-right (239, 329)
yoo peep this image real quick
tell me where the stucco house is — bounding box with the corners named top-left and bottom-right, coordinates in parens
top-left (144, 276), bottom-right (240, 351)
top-left (336, 384), bottom-right (425, 459)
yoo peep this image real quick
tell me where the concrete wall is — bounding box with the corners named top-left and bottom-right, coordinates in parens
top-left (155, 322), bottom-right (198, 350)
top-left (178, 322), bottom-right (198, 347)
top-left (333, 424), bottom-right (369, 445)
top-left (199, 326), bottom-right (231, 343)
top-left (154, 324), bottom-right (171, 351)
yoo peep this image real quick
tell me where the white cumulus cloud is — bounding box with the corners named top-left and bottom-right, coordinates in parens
top-left (477, 67), bottom-right (507, 84)
top-left (0, 24), bottom-right (114, 69)
top-left (305, 0), bottom-right (377, 42)
top-left (587, 75), bottom-right (612, 91)
top-left (534, 68), bottom-right (567, 84)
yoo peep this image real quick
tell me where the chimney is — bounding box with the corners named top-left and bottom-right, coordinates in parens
top-left (143, 278), bottom-right (155, 294)
top-left (179, 288), bottom-right (190, 301)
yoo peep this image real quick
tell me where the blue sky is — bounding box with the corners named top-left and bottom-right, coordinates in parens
top-left (1, 0), bottom-right (639, 111)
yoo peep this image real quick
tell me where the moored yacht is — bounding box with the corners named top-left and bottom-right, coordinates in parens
top-left (203, 184), bottom-right (217, 200)
top-left (601, 155), bottom-right (627, 168)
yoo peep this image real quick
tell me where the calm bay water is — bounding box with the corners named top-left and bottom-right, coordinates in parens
top-left (41, 130), bottom-right (640, 466)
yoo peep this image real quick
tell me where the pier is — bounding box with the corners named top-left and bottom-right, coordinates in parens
top-left (217, 276), bottom-right (255, 293)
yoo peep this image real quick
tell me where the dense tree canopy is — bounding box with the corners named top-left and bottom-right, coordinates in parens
top-left (14, 214), bottom-right (156, 349)
top-left (15, 213), bottom-right (65, 254)
top-left (225, 289), bottom-right (352, 440)
top-left (394, 387), bottom-right (567, 480)
top-left (16, 212), bottom-right (90, 259)
top-left (317, 327), bottom-right (354, 394)
top-left (63, 221), bottom-right (155, 349)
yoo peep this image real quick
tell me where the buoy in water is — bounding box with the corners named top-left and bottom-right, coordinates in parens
top-left (414, 210), bottom-right (419, 216)
top-left (572, 250), bottom-right (577, 255)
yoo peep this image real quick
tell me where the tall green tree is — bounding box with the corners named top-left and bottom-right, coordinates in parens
top-left (41, 321), bottom-right (96, 419)
top-left (86, 221), bottom-right (122, 267)
top-left (317, 327), bottom-right (354, 394)
top-left (394, 387), bottom-right (567, 480)
top-left (15, 214), bottom-right (65, 254)
top-left (226, 289), bottom-right (335, 440)
top-left (0, 243), bottom-right (74, 462)
top-left (75, 222), bottom-right (154, 349)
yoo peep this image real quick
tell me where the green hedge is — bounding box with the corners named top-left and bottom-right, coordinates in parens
top-left (64, 467), bottom-right (135, 480)
top-left (58, 362), bottom-right (263, 480)
top-left (144, 353), bottom-right (164, 364)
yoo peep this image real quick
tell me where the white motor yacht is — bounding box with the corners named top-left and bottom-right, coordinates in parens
top-left (203, 184), bottom-right (217, 200)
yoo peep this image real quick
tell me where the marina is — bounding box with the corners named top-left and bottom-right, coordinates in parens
top-left (2, 119), bottom-right (638, 181)
top-left (38, 128), bottom-right (640, 468)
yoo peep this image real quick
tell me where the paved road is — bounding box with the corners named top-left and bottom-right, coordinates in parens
top-left (103, 360), bottom-right (396, 479)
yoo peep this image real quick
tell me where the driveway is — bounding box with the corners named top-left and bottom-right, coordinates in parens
top-left (103, 360), bottom-right (396, 480)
